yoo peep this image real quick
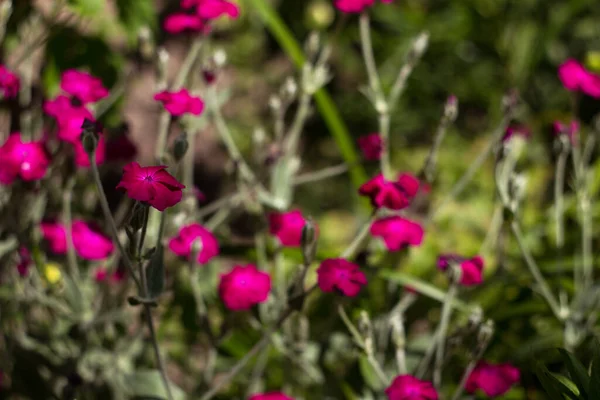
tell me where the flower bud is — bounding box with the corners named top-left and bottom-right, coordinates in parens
top-left (81, 118), bottom-right (99, 155)
top-left (213, 49), bottom-right (227, 68)
top-left (304, 31), bottom-right (321, 61)
top-left (172, 131), bottom-right (189, 162)
top-left (444, 94), bottom-right (458, 122)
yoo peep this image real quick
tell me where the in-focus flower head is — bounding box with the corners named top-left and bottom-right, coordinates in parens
top-left (44, 95), bottom-right (95, 142)
top-left (154, 89), bottom-right (205, 116)
top-left (168, 223), bottom-right (220, 264)
top-left (357, 133), bottom-right (383, 161)
top-left (60, 69), bottom-right (109, 104)
top-left (72, 220), bottom-right (114, 260)
top-left (268, 209), bottom-right (312, 247)
top-left (359, 173), bottom-right (420, 210)
top-left (219, 264), bottom-right (271, 310)
top-left (553, 120), bottom-right (579, 145)
top-left (385, 374), bottom-right (438, 400)
top-left (466, 361), bottom-right (520, 397)
top-left (164, 13), bottom-right (208, 34)
top-left (317, 258), bottom-right (367, 297)
top-left (182, 0), bottom-right (240, 20)
top-left (558, 58), bottom-right (600, 98)
top-left (0, 65), bottom-right (20, 99)
top-left (116, 162), bottom-right (185, 211)
top-left (73, 132), bottom-right (106, 168)
top-left (370, 216), bottom-right (424, 251)
top-left (334, 0), bottom-right (393, 14)
top-left (248, 393), bottom-right (295, 400)
top-left (0, 133), bottom-right (50, 185)
top-left (437, 254), bottom-right (484, 286)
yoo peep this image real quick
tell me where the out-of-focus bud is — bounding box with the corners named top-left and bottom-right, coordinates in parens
top-left (477, 319), bottom-right (495, 349)
top-left (301, 216), bottom-right (318, 266)
top-left (269, 95), bottom-right (282, 113)
top-left (172, 131), bottom-right (189, 162)
top-left (305, 1), bottom-right (334, 31)
top-left (157, 48), bottom-right (169, 90)
top-left (213, 49), bottom-right (227, 68)
top-left (281, 77), bottom-right (298, 102)
top-left (409, 31), bottom-right (430, 61)
top-left (444, 94), bottom-right (458, 122)
top-left (81, 118), bottom-right (99, 155)
top-left (304, 31), bottom-right (321, 61)
top-left (138, 26), bottom-right (154, 60)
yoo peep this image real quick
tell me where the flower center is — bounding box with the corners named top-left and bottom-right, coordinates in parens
top-left (144, 175), bottom-right (154, 182)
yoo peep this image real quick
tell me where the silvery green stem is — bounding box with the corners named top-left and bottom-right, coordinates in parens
top-left (554, 147), bottom-right (568, 249)
top-left (62, 177), bottom-right (79, 280)
top-left (341, 213), bottom-right (376, 259)
top-left (388, 32), bottom-right (429, 108)
top-left (358, 12), bottom-right (382, 96)
top-left (433, 280), bottom-right (457, 388)
top-left (293, 163), bottom-right (349, 185)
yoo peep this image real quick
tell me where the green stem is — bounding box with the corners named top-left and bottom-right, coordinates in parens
top-left (62, 177), bottom-right (79, 279)
top-left (340, 213), bottom-right (376, 259)
top-left (293, 163), bottom-right (349, 185)
top-left (433, 281), bottom-right (457, 388)
top-left (554, 148), bottom-right (568, 249)
top-left (358, 12), bottom-right (381, 95)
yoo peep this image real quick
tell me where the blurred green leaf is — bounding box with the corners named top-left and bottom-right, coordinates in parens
top-left (589, 339), bottom-right (600, 399)
top-left (557, 348), bottom-right (589, 398)
top-left (534, 362), bottom-right (575, 400)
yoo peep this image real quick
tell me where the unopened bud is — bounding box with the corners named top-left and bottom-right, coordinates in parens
top-left (477, 319), bottom-right (495, 347)
top-left (172, 131), bottom-right (189, 162)
top-left (301, 217), bottom-right (318, 265)
top-left (138, 26), bottom-right (154, 60)
top-left (410, 31), bottom-right (430, 60)
top-left (213, 49), bottom-right (227, 68)
top-left (444, 95), bottom-right (458, 122)
top-left (281, 77), bottom-right (298, 101)
top-left (269, 95), bottom-right (282, 112)
top-left (304, 32), bottom-right (321, 60)
top-left (81, 118), bottom-right (99, 155)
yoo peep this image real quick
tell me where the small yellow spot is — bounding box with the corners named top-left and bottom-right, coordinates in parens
top-left (44, 262), bottom-right (62, 284)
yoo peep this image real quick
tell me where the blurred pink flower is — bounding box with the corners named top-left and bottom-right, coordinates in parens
top-left (553, 120), bottom-right (579, 145)
top-left (334, 0), bottom-right (393, 13)
top-left (154, 89), bottom-right (205, 116)
top-left (182, 0), bottom-right (240, 20)
top-left (558, 59), bottom-right (600, 98)
top-left (41, 221), bottom-right (67, 255)
top-left (437, 254), bottom-right (484, 286)
top-left (44, 95), bottom-right (95, 142)
top-left (503, 125), bottom-right (531, 142)
top-left (385, 375), bottom-right (438, 400)
top-left (17, 247), bottom-right (31, 277)
top-left (249, 393), bottom-right (294, 400)
top-left (466, 361), bottom-right (520, 397)
top-left (94, 266), bottom-right (126, 284)
top-left (0, 133), bottom-right (50, 185)
top-left (357, 133), bottom-right (383, 161)
top-left (219, 264), bottom-right (271, 310)
top-left (116, 162), bottom-right (185, 211)
top-left (168, 223), bottom-right (220, 264)
top-left (268, 209), bottom-right (311, 247)
top-left (359, 173), bottom-right (420, 210)
top-left (370, 216), bottom-right (424, 251)
top-left (317, 258), bottom-right (367, 297)
top-left (72, 133), bottom-right (106, 167)
top-left (0, 65), bottom-right (20, 99)
top-left (164, 13), bottom-right (208, 34)
top-left (193, 187), bottom-right (206, 203)
top-left (72, 220), bottom-right (114, 260)
top-left (60, 69), bottom-right (109, 104)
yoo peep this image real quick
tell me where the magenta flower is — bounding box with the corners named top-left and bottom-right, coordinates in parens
top-left (466, 361), bottom-right (520, 397)
top-left (17, 247), bottom-right (31, 277)
top-left (385, 375), bottom-right (438, 400)
top-left (370, 216), bottom-right (424, 251)
top-left (437, 254), bottom-right (484, 286)
top-left (60, 69), bottom-right (109, 104)
top-left (168, 223), bottom-right (220, 264)
top-left (359, 173), bottom-right (420, 210)
top-left (44, 95), bottom-right (95, 142)
top-left (503, 125), bottom-right (531, 142)
top-left (164, 13), bottom-right (208, 34)
top-left (0, 133), bottom-right (50, 185)
top-left (553, 120), bottom-right (579, 145)
top-left (116, 162), bottom-right (185, 211)
top-left (219, 264), bottom-right (271, 310)
top-left (72, 220), bottom-right (114, 260)
top-left (268, 209), bottom-right (311, 247)
top-left (357, 133), bottom-right (383, 160)
top-left (181, 0), bottom-right (240, 20)
top-left (335, 0), bottom-right (393, 14)
top-left (558, 59), bottom-right (600, 98)
top-left (0, 65), bottom-right (20, 99)
top-left (41, 221), bottom-right (67, 254)
top-left (73, 133), bottom-right (106, 167)
top-left (154, 89), bottom-right (205, 116)
top-left (248, 393), bottom-right (294, 400)
top-left (317, 258), bottom-right (367, 297)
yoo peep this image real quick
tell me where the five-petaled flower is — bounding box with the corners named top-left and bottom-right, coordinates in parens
top-left (370, 216), bottom-right (424, 251)
top-left (268, 209), bottom-right (312, 247)
top-left (465, 361), bottom-right (520, 397)
top-left (219, 264), bottom-right (271, 310)
top-left (154, 89), bottom-right (205, 116)
top-left (558, 58), bottom-right (600, 98)
top-left (0, 132), bottom-right (50, 185)
top-left (334, 0), bottom-right (393, 14)
top-left (248, 393), bottom-right (295, 400)
top-left (169, 223), bottom-right (220, 264)
top-left (60, 69), bottom-right (109, 104)
top-left (359, 173), bottom-right (420, 210)
top-left (317, 258), bottom-right (367, 297)
top-left (385, 375), bottom-right (438, 400)
top-left (357, 133), bottom-right (383, 161)
top-left (116, 162), bottom-right (185, 211)
top-left (0, 65), bottom-right (20, 99)
top-left (437, 254), bottom-right (484, 286)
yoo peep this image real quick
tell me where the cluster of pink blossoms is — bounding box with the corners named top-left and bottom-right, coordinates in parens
top-left (334, 0), bottom-right (393, 13)
top-left (41, 220), bottom-right (114, 261)
top-left (164, 0), bottom-right (240, 34)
